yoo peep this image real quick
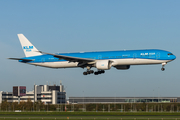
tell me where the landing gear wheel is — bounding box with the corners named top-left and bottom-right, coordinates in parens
top-left (94, 70), bottom-right (105, 75)
top-left (98, 71), bottom-right (102, 74)
top-left (87, 71), bottom-right (91, 74)
top-left (83, 72), bottom-right (87, 75)
top-left (161, 68), bottom-right (165, 71)
top-left (90, 70), bottom-right (94, 74)
top-left (101, 70), bottom-right (105, 73)
top-left (94, 72), bottom-right (98, 75)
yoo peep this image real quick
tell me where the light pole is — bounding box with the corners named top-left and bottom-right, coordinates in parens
top-left (73, 99), bottom-right (74, 112)
top-left (83, 91), bottom-right (84, 112)
top-left (153, 89), bottom-right (154, 102)
top-left (158, 87), bottom-right (159, 103)
top-left (114, 93), bottom-right (116, 110)
top-left (134, 88), bottom-right (135, 103)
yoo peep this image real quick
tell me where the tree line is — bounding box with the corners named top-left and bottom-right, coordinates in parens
top-left (0, 99), bottom-right (179, 112)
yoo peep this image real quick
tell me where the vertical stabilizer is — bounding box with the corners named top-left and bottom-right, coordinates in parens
top-left (17, 34), bottom-right (42, 57)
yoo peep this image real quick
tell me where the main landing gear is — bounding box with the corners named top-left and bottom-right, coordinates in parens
top-left (83, 69), bottom-right (105, 75)
top-left (83, 70), bottom-right (105, 75)
top-left (161, 62), bottom-right (167, 71)
top-left (94, 70), bottom-right (105, 75)
top-left (83, 70), bottom-right (94, 75)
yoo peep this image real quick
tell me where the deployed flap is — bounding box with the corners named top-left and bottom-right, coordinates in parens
top-left (39, 51), bottom-right (95, 63)
top-left (18, 34), bottom-right (42, 57)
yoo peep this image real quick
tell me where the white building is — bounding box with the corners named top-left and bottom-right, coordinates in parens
top-left (0, 83), bottom-right (66, 104)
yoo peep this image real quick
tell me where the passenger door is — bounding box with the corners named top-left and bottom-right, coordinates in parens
top-left (98, 55), bottom-right (102, 60)
top-left (133, 53), bottom-right (137, 59)
top-left (156, 53), bottom-right (160, 59)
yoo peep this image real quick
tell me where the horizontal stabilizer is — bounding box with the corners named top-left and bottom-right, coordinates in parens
top-left (8, 58), bottom-right (34, 61)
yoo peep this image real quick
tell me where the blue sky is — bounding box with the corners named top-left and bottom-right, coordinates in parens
top-left (0, 0), bottom-right (180, 98)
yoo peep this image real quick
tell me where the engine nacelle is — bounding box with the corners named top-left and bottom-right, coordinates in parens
top-left (114, 65), bottom-right (130, 70)
top-left (96, 60), bottom-right (112, 70)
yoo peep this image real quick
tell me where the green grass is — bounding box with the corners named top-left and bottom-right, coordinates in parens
top-left (1, 111), bottom-right (180, 116)
top-left (0, 118), bottom-right (179, 120)
top-left (0, 112), bottom-right (180, 120)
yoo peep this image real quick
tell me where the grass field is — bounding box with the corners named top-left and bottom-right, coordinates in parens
top-left (0, 117), bottom-right (179, 120)
top-left (0, 112), bottom-right (180, 120)
top-left (1, 111), bottom-right (180, 116)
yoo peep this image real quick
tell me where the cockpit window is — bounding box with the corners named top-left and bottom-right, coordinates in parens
top-left (168, 53), bottom-right (173, 55)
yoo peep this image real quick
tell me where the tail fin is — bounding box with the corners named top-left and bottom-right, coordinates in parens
top-left (17, 34), bottom-right (42, 57)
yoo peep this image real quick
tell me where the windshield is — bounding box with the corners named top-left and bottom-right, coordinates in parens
top-left (168, 53), bottom-right (173, 55)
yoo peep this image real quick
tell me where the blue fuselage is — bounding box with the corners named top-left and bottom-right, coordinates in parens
top-left (20, 49), bottom-right (176, 64)
top-left (10, 34), bottom-right (176, 74)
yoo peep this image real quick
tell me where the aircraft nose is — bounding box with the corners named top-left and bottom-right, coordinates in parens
top-left (172, 55), bottom-right (176, 60)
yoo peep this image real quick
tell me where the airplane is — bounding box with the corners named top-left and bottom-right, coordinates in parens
top-left (9, 34), bottom-right (176, 75)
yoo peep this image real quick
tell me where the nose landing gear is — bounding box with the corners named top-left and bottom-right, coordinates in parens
top-left (161, 62), bottom-right (167, 71)
top-left (161, 68), bottom-right (165, 71)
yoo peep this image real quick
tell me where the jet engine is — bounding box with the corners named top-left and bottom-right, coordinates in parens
top-left (95, 60), bottom-right (112, 70)
top-left (114, 65), bottom-right (130, 70)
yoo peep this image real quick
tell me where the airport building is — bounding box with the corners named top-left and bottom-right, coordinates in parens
top-left (1, 83), bottom-right (180, 105)
top-left (69, 97), bottom-right (180, 104)
top-left (0, 83), bottom-right (66, 104)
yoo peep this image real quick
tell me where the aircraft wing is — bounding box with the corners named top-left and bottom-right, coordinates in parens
top-left (39, 51), bottom-right (95, 63)
top-left (8, 58), bottom-right (34, 61)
